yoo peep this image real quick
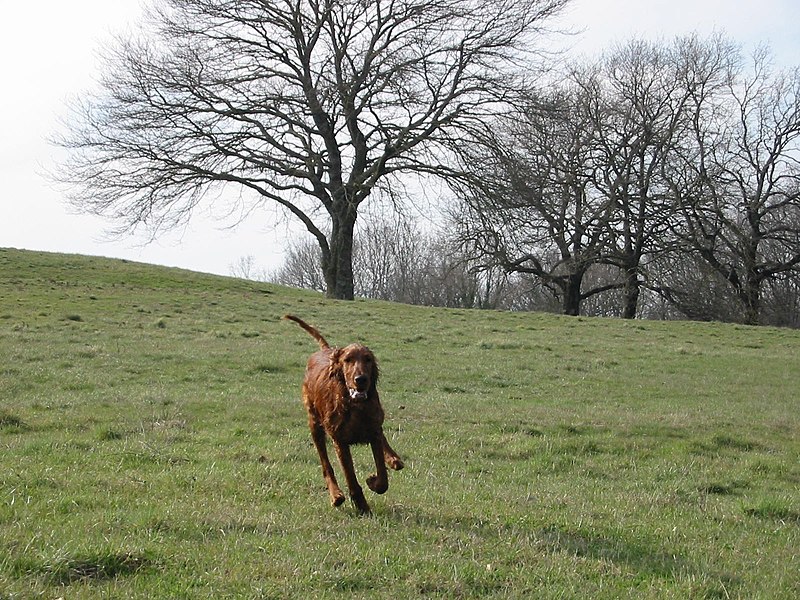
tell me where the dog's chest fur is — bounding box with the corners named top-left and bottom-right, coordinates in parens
top-left (323, 388), bottom-right (385, 445)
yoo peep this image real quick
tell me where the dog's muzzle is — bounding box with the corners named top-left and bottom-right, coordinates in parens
top-left (349, 388), bottom-right (368, 401)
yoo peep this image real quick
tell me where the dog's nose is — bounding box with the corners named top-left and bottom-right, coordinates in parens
top-left (355, 375), bottom-right (368, 388)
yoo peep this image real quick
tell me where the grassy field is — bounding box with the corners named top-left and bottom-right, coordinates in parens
top-left (1, 247), bottom-right (798, 599)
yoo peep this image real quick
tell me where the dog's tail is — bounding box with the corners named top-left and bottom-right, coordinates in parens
top-left (283, 315), bottom-right (330, 350)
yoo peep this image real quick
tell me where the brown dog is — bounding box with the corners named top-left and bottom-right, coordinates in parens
top-left (284, 315), bottom-right (404, 513)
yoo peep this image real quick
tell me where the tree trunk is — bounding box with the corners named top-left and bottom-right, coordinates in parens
top-left (740, 272), bottom-right (761, 326)
top-left (323, 207), bottom-right (357, 300)
top-left (738, 235), bottom-right (761, 325)
top-left (561, 271), bottom-right (584, 316)
top-left (621, 267), bottom-right (640, 319)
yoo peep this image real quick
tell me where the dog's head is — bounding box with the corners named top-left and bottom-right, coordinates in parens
top-left (329, 343), bottom-right (379, 401)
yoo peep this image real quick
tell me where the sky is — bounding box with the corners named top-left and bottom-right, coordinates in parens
top-left (1, 0), bottom-right (797, 278)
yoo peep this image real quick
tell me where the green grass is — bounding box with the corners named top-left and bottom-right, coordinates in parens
top-left (1, 247), bottom-right (798, 598)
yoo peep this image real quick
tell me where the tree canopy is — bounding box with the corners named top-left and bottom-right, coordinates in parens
top-left (452, 36), bottom-right (800, 323)
top-left (57, 0), bottom-right (570, 299)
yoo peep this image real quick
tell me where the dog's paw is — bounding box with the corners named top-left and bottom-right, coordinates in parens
top-left (366, 474), bottom-right (388, 494)
top-left (387, 457), bottom-right (404, 471)
top-left (352, 493), bottom-right (371, 514)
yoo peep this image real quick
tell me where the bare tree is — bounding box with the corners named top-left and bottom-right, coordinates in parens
top-left (451, 83), bottom-right (619, 316)
top-left (668, 45), bottom-right (800, 324)
top-left (762, 268), bottom-right (800, 327)
top-left (452, 33), bottom-right (800, 324)
top-left (656, 35), bottom-right (740, 320)
top-left (271, 239), bottom-right (327, 293)
top-left (353, 213), bottom-right (425, 302)
top-left (585, 39), bottom-right (693, 318)
top-left (269, 208), bottom-right (517, 308)
top-left (414, 239), bottom-right (512, 309)
top-left (56, 0), bottom-right (570, 300)
top-left (229, 254), bottom-right (263, 280)
top-left (648, 252), bottom-right (745, 322)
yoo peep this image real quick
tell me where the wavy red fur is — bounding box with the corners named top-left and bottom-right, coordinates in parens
top-left (284, 315), bottom-right (404, 513)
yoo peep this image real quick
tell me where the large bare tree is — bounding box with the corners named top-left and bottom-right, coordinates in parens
top-left (56, 0), bottom-right (569, 299)
top-left (667, 44), bottom-right (800, 324)
top-left (586, 39), bottom-right (692, 318)
top-left (451, 82), bottom-right (618, 316)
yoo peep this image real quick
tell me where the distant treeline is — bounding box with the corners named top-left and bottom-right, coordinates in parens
top-left (267, 35), bottom-right (800, 327)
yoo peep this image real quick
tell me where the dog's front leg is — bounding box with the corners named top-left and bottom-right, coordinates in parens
top-left (381, 433), bottom-right (404, 471)
top-left (333, 441), bottom-right (370, 514)
top-left (366, 437), bottom-right (390, 494)
top-left (309, 424), bottom-right (345, 507)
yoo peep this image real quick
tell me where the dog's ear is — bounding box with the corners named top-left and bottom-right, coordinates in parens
top-left (328, 347), bottom-right (343, 379)
top-left (370, 352), bottom-right (380, 387)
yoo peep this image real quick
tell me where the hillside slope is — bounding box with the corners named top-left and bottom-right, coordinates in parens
top-left (1, 247), bottom-right (798, 598)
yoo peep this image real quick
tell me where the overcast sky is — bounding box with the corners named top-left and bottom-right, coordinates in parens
top-left (1, 0), bottom-right (797, 278)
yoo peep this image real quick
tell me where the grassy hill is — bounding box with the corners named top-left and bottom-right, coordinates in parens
top-left (1, 247), bottom-right (798, 598)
